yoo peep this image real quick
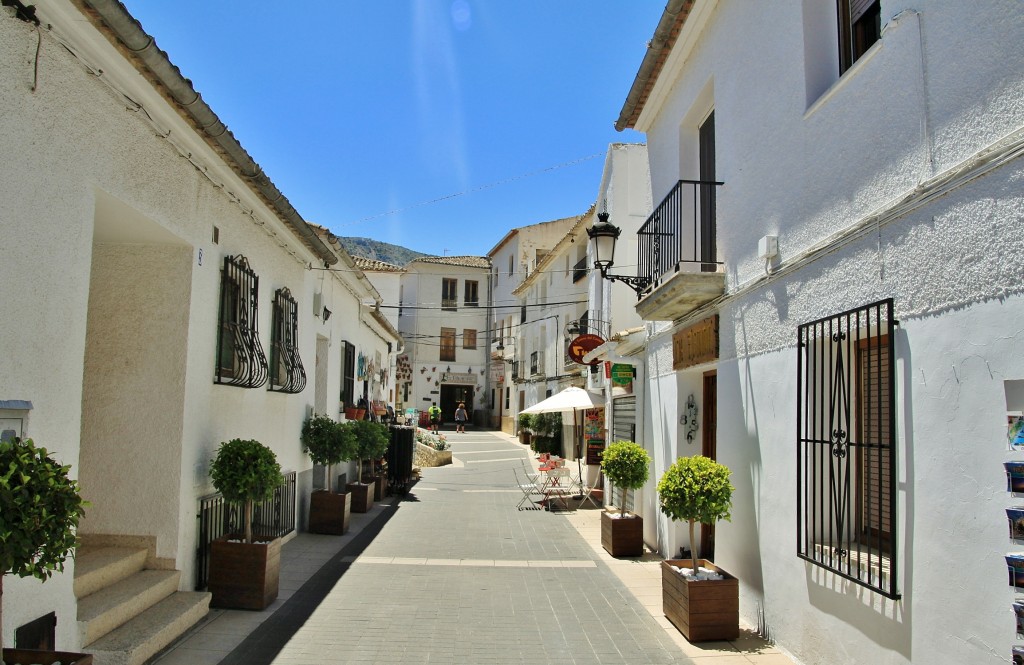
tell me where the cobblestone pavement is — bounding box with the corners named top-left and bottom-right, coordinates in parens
top-left (152, 429), bottom-right (792, 665)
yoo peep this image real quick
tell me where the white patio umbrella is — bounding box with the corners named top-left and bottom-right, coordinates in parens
top-left (521, 386), bottom-right (605, 485)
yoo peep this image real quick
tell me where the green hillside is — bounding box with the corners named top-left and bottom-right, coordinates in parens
top-left (338, 237), bottom-right (426, 267)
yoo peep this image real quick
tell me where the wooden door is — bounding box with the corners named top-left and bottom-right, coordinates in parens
top-left (700, 370), bottom-right (718, 560)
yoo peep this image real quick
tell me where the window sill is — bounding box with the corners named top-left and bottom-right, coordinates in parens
top-left (804, 38), bottom-right (885, 120)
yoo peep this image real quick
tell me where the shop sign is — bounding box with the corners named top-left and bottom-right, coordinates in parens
top-left (441, 372), bottom-right (475, 384)
top-left (567, 334), bottom-right (605, 365)
top-left (610, 363), bottom-right (634, 386)
top-left (673, 315), bottom-right (719, 370)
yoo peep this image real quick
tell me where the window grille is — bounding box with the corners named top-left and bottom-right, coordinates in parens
top-left (797, 298), bottom-right (899, 598)
top-left (215, 255), bottom-right (268, 388)
top-left (268, 288), bottom-right (306, 393)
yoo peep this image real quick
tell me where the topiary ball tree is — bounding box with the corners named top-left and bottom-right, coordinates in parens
top-left (600, 440), bottom-right (651, 518)
top-left (0, 438), bottom-right (87, 651)
top-left (657, 455), bottom-right (734, 572)
top-left (349, 420), bottom-right (389, 484)
top-left (210, 439), bottom-right (284, 544)
top-left (301, 415), bottom-right (354, 492)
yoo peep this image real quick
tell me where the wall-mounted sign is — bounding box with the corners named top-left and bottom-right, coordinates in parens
top-left (611, 363), bottom-right (634, 386)
top-left (673, 315), bottom-right (719, 370)
top-left (567, 334), bottom-right (605, 365)
top-left (441, 372), bottom-right (475, 384)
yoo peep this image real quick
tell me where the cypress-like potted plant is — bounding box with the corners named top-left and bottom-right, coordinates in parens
top-left (657, 454), bottom-right (737, 642)
top-left (599, 440), bottom-right (650, 557)
top-left (207, 438), bottom-right (284, 610)
top-left (301, 414), bottom-right (355, 535)
top-left (0, 437), bottom-right (91, 664)
top-left (345, 420), bottom-right (389, 512)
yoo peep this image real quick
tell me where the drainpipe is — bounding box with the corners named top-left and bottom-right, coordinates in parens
top-left (78, 0), bottom-right (337, 266)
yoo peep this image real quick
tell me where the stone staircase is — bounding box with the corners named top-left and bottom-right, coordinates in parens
top-left (75, 538), bottom-right (210, 665)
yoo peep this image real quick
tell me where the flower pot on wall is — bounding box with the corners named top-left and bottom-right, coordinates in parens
top-left (208, 536), bottom-right (281, 610)
top-left (662, 559), bottom-right (739, 642)
top-left (600, 510), bottom-right (644, 557)
top-left (308, 489), bottom-right (351, 535)
top-left (347, 481), bottom-right (375, 513)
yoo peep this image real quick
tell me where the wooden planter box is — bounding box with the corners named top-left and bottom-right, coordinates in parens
top-left (346, 481), bottom-right (375, 513)
top-left (208, 536), bottom-right (281, 610)
top-left (371, 474), bottom-right (387, 501)
top-left (662, 559), bottom-right (739, 642)
top-left (600, 510), bottom-right (644, 557)
top-left (308, 489), bottom-right (351, 535)
top-left (519, 431), bottom-right (531, 446)
top-left (2, 649), bottom-right (93, 664)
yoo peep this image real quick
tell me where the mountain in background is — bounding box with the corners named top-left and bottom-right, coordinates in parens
top-left (338, 237), bottom-right (427, 267)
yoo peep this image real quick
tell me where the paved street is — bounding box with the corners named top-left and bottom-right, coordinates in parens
top-left (153, 429), bottom-right (788, 665)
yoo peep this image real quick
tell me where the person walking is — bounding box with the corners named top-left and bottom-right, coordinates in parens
top-left (428, 402), bottom-right (442, 433)
top-left (454, 402), bottom-right (468, 433)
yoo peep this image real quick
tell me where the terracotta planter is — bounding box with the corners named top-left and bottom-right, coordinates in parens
top-left (662, 559), bottom-right (739, 642)
top-left (347, 481), bottom-right (375, 513)
top-left (344, 407), bottom-right (358, 420)
top-left (308, 489), bottom-right (351, 535)
top-left (600, 510), bottom-right (644, 557)
top-left (208, 536), bottom-right (281, 610)
top-left (2, 649), bottom-right (93, 665)
top-left (371, 474), bottom-right (387, 500)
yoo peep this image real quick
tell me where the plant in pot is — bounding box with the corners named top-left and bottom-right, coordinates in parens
top-left (346, 420), bottom-right (389, 512)
top-left (517, 413), bottom-right (534, 446)
top-left (530, 412), bottom-right (563, 456)
top-left (207, 438), bottom-right (284, 610)
top-left (0, 438), bottom-right (90, 665)
top-left (599, 440), bottom-right (650, 557)
top-left (656, 454), bottom-right (737, 642)
top-left (301, 414), bottom-right (355, 535)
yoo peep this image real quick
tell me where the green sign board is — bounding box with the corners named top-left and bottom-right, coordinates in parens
top-left (611, 363), bottom-right (633, 386)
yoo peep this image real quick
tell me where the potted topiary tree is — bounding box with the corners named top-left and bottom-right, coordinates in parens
top-left (301, 414), bottom-right (355, 535)
top-left (599, 440), bottom-right (650, 557)
top-left (207, 438), bottom-right (284, 610)
top-left (657, 454), bottom-right (737, 642)
top-left (0, 437), bottom-right (91, 665)
top-left (345, 420), bottom-right (389, 512)
top-left (517, 413), bottom-right (533, 446)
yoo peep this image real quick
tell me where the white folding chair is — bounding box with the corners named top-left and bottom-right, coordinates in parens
top-left (544, 467), bottom-right (573, 511)
top-left (573, 475), bottom-right (602, 509)
top-left (513, 467), bottom-right (544, 510)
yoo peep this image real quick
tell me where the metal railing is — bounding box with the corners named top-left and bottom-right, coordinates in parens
top-left (195, 470), bottom-right (296, 590)
top-left (637, 179), bottom-right (724, 287)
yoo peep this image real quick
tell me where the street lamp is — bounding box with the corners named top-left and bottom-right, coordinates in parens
top-left (586, 211), bottom-right (651, 298)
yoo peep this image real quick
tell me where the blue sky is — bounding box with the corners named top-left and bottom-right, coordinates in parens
top-left (121, 2), bottom-right (662, 258)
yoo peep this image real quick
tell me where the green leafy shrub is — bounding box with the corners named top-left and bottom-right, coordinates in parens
top-left (533, 412), bottom-right (562, 437)
top-left (600, 440), bottom-right (651, 517)
top-left (517, 413), bottom-right (534, 432)
top-left (349, 420), bottom-right (389, 483)
top-left (531, 435), bottom-right (561, 456)
top-left (657, 455), bottom-right (734, 571)
top-left (0, 438), bottom-right (87, 649)
top-left (301, 414), bottom-right (355, 492)
top-left (210, 438), bottom-right (284, 543)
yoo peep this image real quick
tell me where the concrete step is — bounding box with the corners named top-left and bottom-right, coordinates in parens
top-left (74, 547), bottom-right (148, 599)
top-left (85, 591), bottom-right (211, 665)
top-left (78, 569), bottom-right (181, 646)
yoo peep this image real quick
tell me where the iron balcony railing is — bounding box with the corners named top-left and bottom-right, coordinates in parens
top-left (637, 179), bottom-right (724, 288)
top-left (195, 470), bottom-right (296, 590)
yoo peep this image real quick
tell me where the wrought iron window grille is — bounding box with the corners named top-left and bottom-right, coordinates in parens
top-left (215, 255), bottom-right (268, 388)
top-left (268, 288), bottom-right (306, 394)
top-left (796, 298), bottom-right (900, 599)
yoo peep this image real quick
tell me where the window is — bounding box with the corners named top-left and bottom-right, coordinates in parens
top-left (838, 0), bottom-right (881, 73)
top-left (520, 304), bottom-right (527, 324)
top-left (463, 329), bottom-right (477, 349)
top-left (215, 255), bottom-right (268, 388)
top-left (465, 280), bottom-right (479, 307)
top-left (797, 298), bottom-right (899, 598)
top-left (340, 341), bottom-right (355, 407)
top-left (508, 254), bottom-right (514, 277)
top-left (572, 256), bottom-right (588, 283)
top-left (440, 327), bottom-right (456, 362)
top-left (442, 278), bottom-right (457, 311)
top-left (268, 288), bottom-right (306, 393)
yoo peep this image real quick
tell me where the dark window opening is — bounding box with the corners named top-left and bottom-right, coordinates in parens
top-left (215, 255), bottom-right (268, 388)
top-left (340, 341), bottom-right (355, 407)
top-left (839, 0), bottom-right (881, 73)
top-left (465, 280), bottom-right (479, 307)
top-left (442, 278), bottom-right (458, 311)
top-left (269, 288), bottom-right (306, 394)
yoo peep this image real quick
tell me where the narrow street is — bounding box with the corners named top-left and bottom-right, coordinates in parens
top-left (153, 429), bottom-right (782, 664)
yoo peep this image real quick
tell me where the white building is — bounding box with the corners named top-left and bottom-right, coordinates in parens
top-left (613, 1), bottom-right (1024, 664)
top-left (0, 2), bottom-right (398, 659)
top-left (396, 256), bottom-right (491, 425)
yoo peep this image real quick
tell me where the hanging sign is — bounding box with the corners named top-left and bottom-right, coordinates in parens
top-left (567, 334), bottom-right (605, 365)
top-left (611, 364), bottom-right (634, 386)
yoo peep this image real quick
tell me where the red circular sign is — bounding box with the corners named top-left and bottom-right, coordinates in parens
top-left (567, 334), bottom-right (605, 365)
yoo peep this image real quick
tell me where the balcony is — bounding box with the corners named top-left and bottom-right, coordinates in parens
top-left (635, 180), bottom-right (726, 321)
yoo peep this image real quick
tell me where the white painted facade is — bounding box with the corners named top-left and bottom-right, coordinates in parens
top-left (620, 2), bottom-right (1024, 664)
top-left (0, 3), bottom-right (397, 650)
top-left (396, 257), bottom-right (491, 424)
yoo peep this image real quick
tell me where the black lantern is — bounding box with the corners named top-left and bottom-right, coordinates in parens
top-left (586, 211), bottom-right (650, 298)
